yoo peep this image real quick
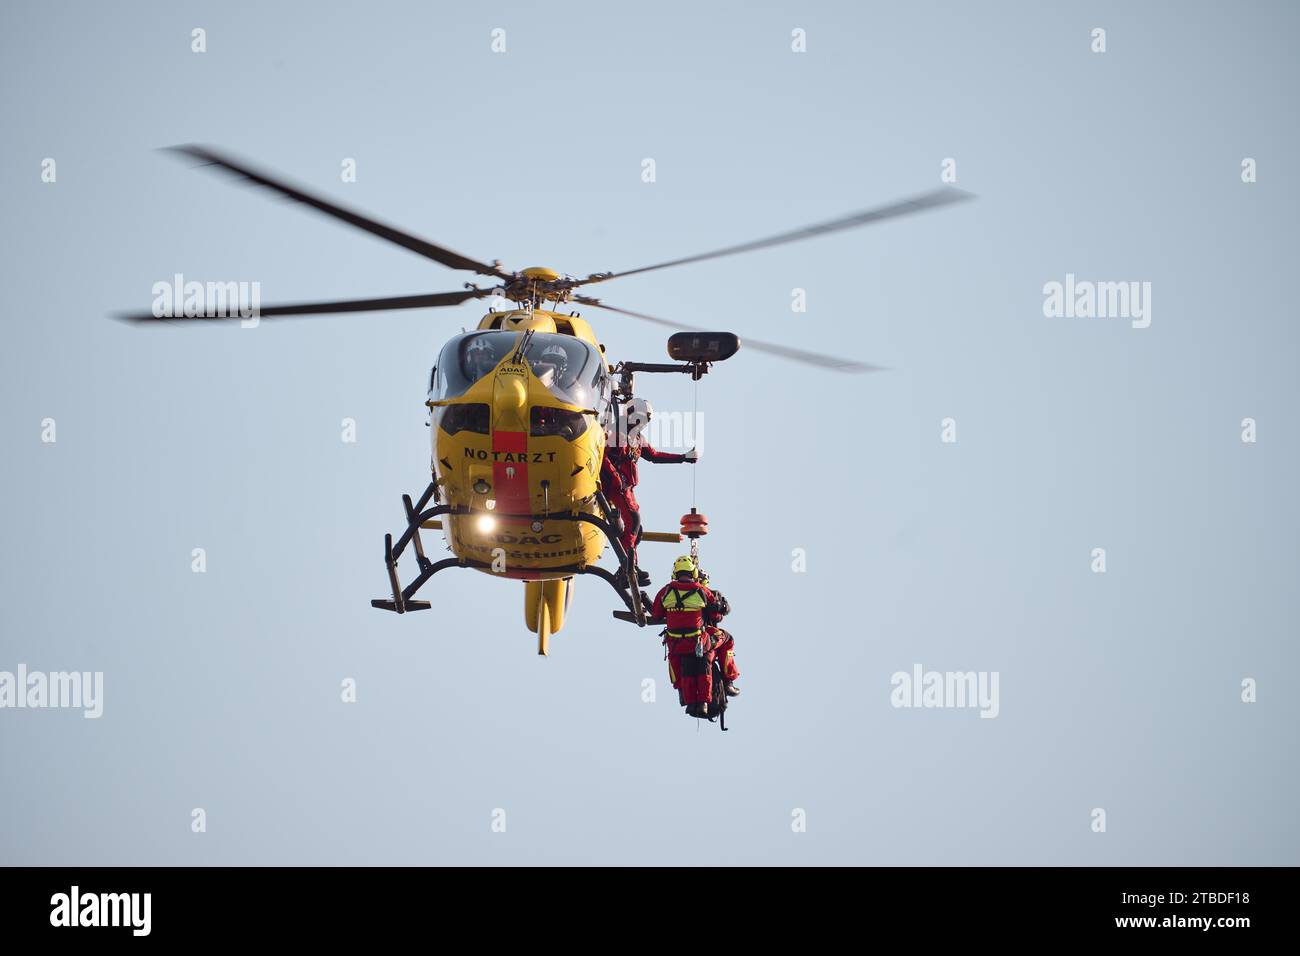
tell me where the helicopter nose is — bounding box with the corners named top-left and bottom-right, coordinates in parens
top-left (492, 372), bottom-right (529, 434)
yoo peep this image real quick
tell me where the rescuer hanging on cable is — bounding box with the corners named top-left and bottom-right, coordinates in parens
top-left (650, 556), bottom-right (740, 719)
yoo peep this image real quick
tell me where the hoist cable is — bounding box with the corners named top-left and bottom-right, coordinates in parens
top-left (691, 376), bottom-right (699, 508)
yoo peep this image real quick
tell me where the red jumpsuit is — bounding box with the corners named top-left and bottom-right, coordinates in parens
top-left (651, 577), bottom-right (736, 708)
top-left (698, 583), bottom-right (738, 684)
top-left (707, 629), bottom-right (740, 685)
top-left (600, 441), bottom-right (691, 566)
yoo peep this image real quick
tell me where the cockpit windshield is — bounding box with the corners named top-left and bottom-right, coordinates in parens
top-left (432, 331), bottom-right (607, 409)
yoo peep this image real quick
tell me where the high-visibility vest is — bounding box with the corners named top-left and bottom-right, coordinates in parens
top-left (663, 586), bottom-right (708, 638)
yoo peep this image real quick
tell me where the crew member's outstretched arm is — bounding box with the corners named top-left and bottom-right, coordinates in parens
top-left (640, 443), bottom-right (698, 464)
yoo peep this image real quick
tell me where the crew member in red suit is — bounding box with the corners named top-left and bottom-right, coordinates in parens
top-left (650, 556), bottom-right (738, 718)
top-left (600, 398), bottom-right (697, 587)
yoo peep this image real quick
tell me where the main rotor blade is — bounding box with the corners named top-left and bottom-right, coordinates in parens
top-left (117, 288), bottom-right (491, 323)
top-left (168, 145), bottom-right (509, 278)
top-left (572, 296), bottom-right (884, 374)
top-left (575, 187), bottom-right (973, 286)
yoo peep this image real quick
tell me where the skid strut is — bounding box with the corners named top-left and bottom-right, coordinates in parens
top-left (371, 482), bottom-right (647, 625)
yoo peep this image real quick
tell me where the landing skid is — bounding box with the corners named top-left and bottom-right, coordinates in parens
top-left (370, 482), bottom-right (647, 630)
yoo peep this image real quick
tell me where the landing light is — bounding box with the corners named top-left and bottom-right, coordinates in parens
top-left (477, 515), bottom-right (497, 533)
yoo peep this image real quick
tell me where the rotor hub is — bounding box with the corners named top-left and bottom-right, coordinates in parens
top-left (502, 266), bottom-right (581, 308)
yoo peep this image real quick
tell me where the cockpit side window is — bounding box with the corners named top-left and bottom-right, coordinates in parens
top-left (435, 331), bottom-right (511, 400)
top-left (462, 334), bottom-right (503, 384)
top-left (439, 402), bottom-right (491, 436)
top-left (525, 334), bottom-right (602, 407)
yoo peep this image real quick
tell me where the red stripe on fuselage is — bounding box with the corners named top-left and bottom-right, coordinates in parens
top-left (491, 429), bottom-right (531, 523)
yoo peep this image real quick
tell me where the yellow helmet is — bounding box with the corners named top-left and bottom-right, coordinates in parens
top-left (672, 555), bottom-right (696, 578)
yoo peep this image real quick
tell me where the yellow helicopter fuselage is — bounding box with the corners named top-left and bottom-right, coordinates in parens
top-left (428, 307), bottom-right (611, 583)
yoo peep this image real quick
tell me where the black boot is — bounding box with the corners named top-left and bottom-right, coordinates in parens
top-left (636, 568), bottom-right (652, 586)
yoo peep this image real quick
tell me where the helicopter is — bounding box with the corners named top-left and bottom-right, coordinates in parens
top-left (119, 145), bottom-right (972, 654)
